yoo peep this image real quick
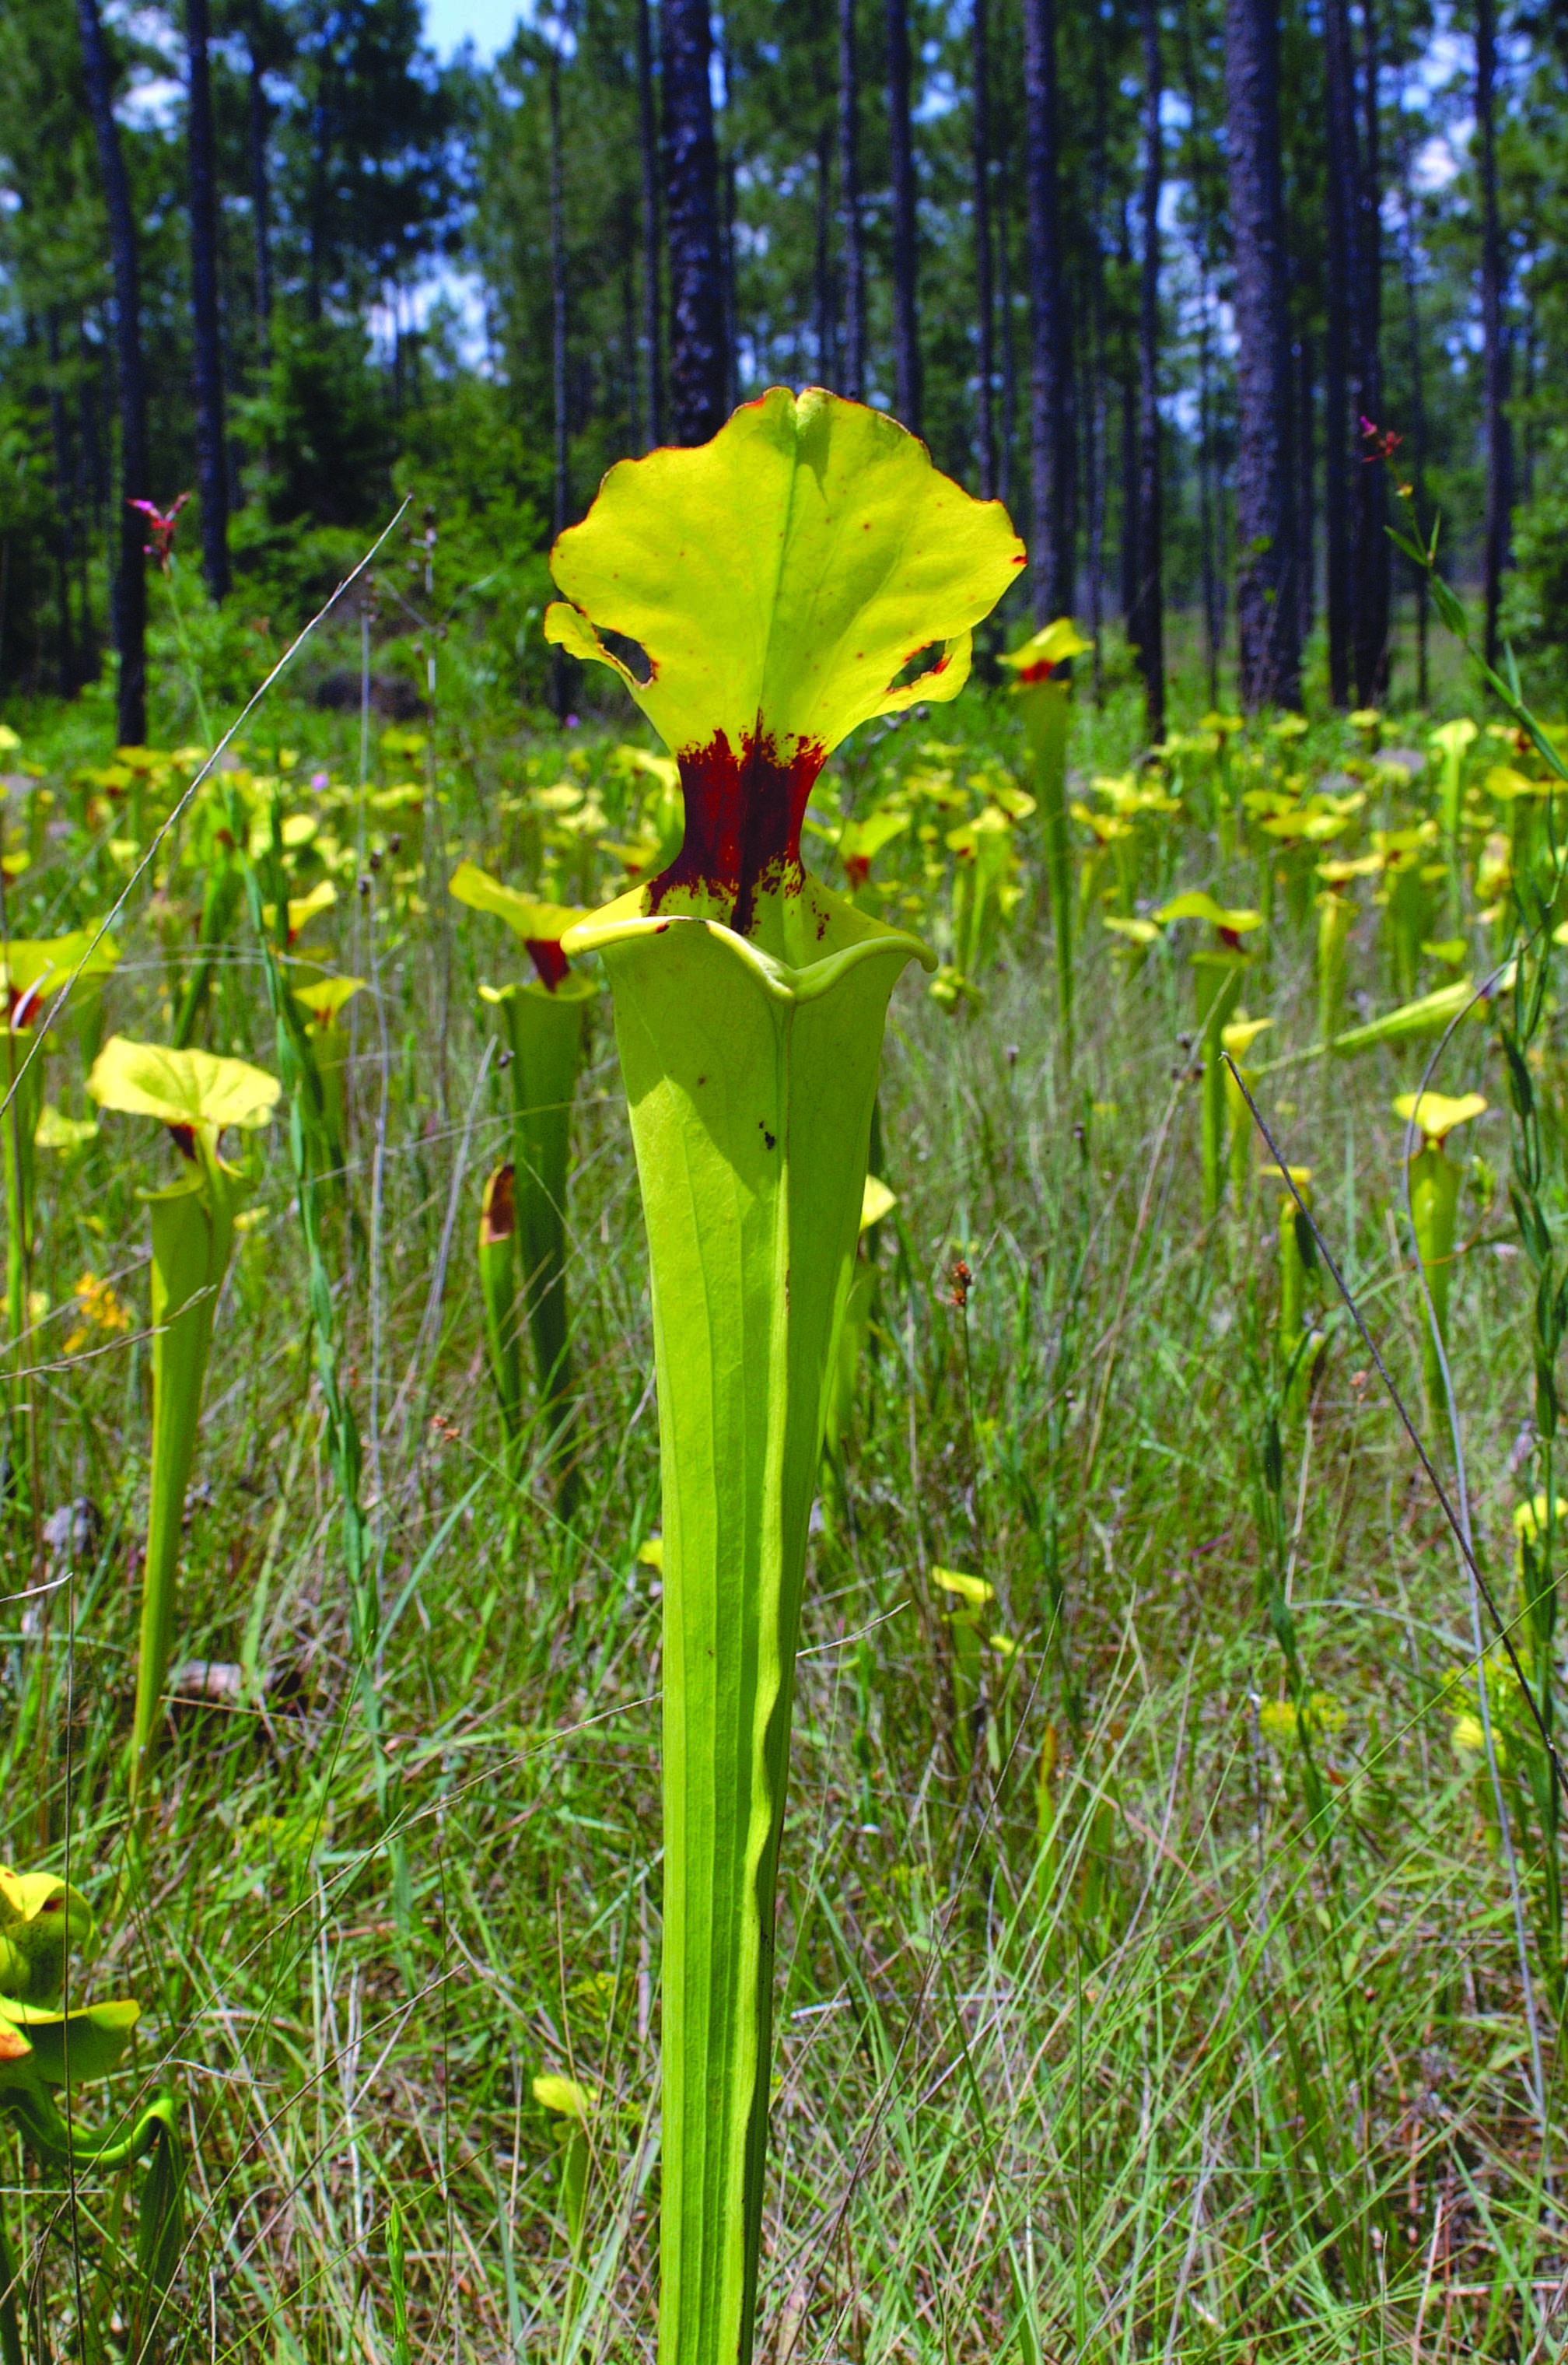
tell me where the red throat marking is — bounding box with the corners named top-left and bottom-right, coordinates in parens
top-left (525, 937), bottom-right (570, 991)
top-left (649, 729), bottom-right (823, 937)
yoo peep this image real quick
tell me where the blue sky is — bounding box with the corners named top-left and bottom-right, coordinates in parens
top-left (422, 0), bottom-right (525, 62)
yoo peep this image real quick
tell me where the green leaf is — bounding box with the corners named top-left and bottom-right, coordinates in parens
top-left (1430, 574), bottom-right (1468, 639)
top-left (1327, 977), bottom-right (1481, 1055)
top-left (134, 2103), bottom-right (185, 2300)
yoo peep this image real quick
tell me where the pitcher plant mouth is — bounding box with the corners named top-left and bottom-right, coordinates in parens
top-left (546, 383), bottom-right (1024, 966)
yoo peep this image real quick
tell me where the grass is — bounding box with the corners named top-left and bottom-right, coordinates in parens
top-left (1, 625), bottom-right (1565, 2361)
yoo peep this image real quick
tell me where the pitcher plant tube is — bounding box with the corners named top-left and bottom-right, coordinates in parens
top-left (1, 932), bottom-right (120, 1439)
top-left (1393, 1088), bottom-right (1488, 1415)
top-left (545, 384), bottom-right (1024, 2365)
top-left (1156, 892), bottom-right (1262, 1218)
top-left (86, 1039), bottom-right (280, 1806)
top-left (1001, 618), bottom-right (1093, 1060)
top-left (450, 863), bottom-right (593, 1477)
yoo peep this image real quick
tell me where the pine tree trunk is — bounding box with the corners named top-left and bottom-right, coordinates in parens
top-left (721, 151), bottom-right (740, 412)
top-left (76, 0), bottom-right (148, 745)
top-left (814, 128), bottom-right (836, 388)
top-left (1324, 0), bottom-right (1353, 706)
top-left (1087, 4), bottom-right (1109, 695)
top-left (623, 251), bottom-right (642, 451)
top-left (1199, 321), bottom-right (1220, 707)
top-left (997, 121), bottom-right (1016, 511)
top-left (1297, 330), bottom-right (1315, 646)
top-left (661, 0), bottom-right (728, 444)
top-left (1349, 0), bottom-right (1387, 700)
top-left (187, 0), bottom-right (230, 604)
top-left (1478, 0), bottom-right (1510, 668)
top-left (1132, 0), bottom-right (1164, 742)
top-left (838, 0), bottom-right (865, 401)
top-left (1118, 201), bottom-right (1138, 632)
top-left (1224, 0), bottom-right (1300, 709)
top-left (1395, 110), bottom-right (1430, 702)
top-left (971, 0), bottom-right (996, 498)
top-left (246, 0), bottom-right (272, 361)
top-left (1023, 0), bottom-right (1069, 622)
top-left (549, 44), bottom-right (568, 543)
top-left (636, 0), bottom-right (664, 447)
top-left (47, 314), bottom-right (77, 699)
top-left (884, 0), bottom-right (921, 433)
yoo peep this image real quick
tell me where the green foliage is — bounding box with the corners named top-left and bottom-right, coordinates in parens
top-left (1503, 431), bottom-right (1568, 686)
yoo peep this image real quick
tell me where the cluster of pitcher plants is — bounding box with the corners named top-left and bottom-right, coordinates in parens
top-left (0, 382), bottom-right (1565, 2349)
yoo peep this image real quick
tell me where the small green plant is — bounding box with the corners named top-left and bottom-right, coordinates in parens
top-left (1001, 618), bottom-right (1091, 1059)
top-left (0, 934), bottom-right (120, 1456)
top-left (1392, 1088), bottom-right (1487, 1415)
top-left (478, 1161), bottom-right (524, 1473)
top-left (86, 1039), bottom-right (279, 1806)
top-left (0, 1866), bottom-right (183, 2361)
top-left (452, 865), bottom-right (594, 1484)
top-left (1156, 892), bottom-right (1262, 1218)
top-left (534, 2072), bottom-right (595, 2349)
top-left (286, 968), bottom-right (366, 1171)
top-left (546, 385), bottom-right (1022, 2365)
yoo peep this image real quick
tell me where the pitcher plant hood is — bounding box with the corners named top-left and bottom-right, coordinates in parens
top-left (449, 862), bottom-right (587, 991)
top-left (545, 384), bottom-right (1024, 960)
top-left (88, 1038), bottom-right (281, 1163)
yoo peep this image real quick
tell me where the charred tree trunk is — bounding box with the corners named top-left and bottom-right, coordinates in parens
top-left (307, 40), bottom-right (331, 324)
top-left (1296, 330), bottom-right (1314, 647)
top-left (814, 125), bottom-right (836, 387)
top-left (971, 0), bottom-right (996, 497)
top-left (47, 315), bottom-right (76, 698)
top-left (1478, 0), bottom-right (1510, 668)
top-left (1023, 0), bottom-right (1069, 622)
top-left (247, 0), bottom-right (272, 360)
top-left (548, 41), bottom-right (569, 716)
top-left (1132, 0), bottom-right (1164, 741)
top-left (636, 0), bottom-right (664, 447)
top-left (1198, 317), bottom-right (1220, 706)
top-left (885, 0), bottom-right (922, 432)
top-left (997, 121), bottom-right (1016, 511)
top-left (1324, 0), bottom-right (1353, 705)
top-left (1224, 0), bottom-right (1300, 708)
top-left (549, 43), bottom-right (568, 544)
top-left (1118, 201), bottom-right (1139, 631)
top-left (77, 0), bottom-right (148, 745)
top-left (721, 151), bottom-right (740, 413)
top-left (1395, 113), bottom-right (1430, 702)
top-left (1349, 0), bottom-right (1387, 700)
top-left (1087, 2), bottom-right (1110, 695)
top-left (838, 0), bottom-right (866, 401)
top-left (623, 251), bottom-right (642, 452)
top-left (661, 0), bottom-right (729, 443)
top-left (187, 0), bottom-right (230, 603)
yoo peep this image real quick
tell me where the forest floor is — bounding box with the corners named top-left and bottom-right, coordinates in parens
top-left (1, 611), bottom-right (1563, 2362)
